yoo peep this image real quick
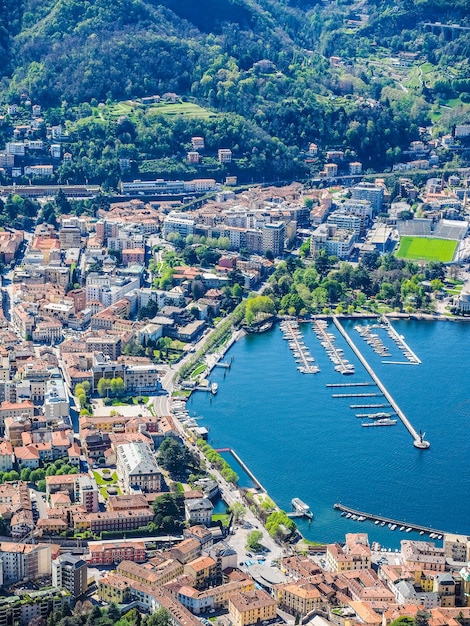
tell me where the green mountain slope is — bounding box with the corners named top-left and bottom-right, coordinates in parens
top-left (3, 0), bottom-right (470, 107)
top-left (0, 0), bottom-right (469, 180)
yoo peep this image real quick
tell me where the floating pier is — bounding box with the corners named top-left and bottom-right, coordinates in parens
top-left (332, 392), bottom-right (383, 398)
top-left (350, 403), bottom-right (390, 409)
top-left (334, 503), bottom-right (445, 536)
top-left (313, 319), bottom-right (354, 375)
top-left (280, 319), bottom-right (319, 374)
top-left (326, 382), bottom-right (376, 388)
top-left (355, 324), bottom-right (391, 357)
top-left (333, 317), bottom-right (430, 449)
top-left (355, 412), bottom-right (393, 418)
top-left (381, 315), bottom-right (422, 364)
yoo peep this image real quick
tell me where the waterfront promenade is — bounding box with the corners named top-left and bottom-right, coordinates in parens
top-left (333, 317), bottom-right (430, 449)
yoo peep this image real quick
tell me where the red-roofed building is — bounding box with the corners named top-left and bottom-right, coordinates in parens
top-left (88, 541), bottom-right (147, 566)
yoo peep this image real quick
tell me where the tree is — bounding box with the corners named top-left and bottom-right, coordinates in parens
top-left (97, 377), bottom-right (111, 398)
top-left (146, 608), bottom-right (172, 626)
top-left (30, 468), bottom-right (45, 482)
top-left (37, 480), bottom-right (46, 492)
top-left (246, 530), bottom-right (263, 551)
top-left (191, 279), bottom-right (205, 300)
top-left (229, 502), bottom-right (246, 522)
top-left (415, 610), bottom-right (431, 626)
top-left (232, 283), bottom-right (243, 299)
top-left (55, 189), bottom-right (71, 214)
top-left (314, 250), bottom-right (331, 276)
top-left (106, 604), bottom-right (121, 623)
top-left (110, 377), bottom-right (125, 397)
top-left (430, 279), bottom-right (444, 292)
top-left (20, 468), bottom-right (31, 481)
top-left (158, 439), bottom-right (192, 475)
top-left (153, 493), bottom-right (185, 532)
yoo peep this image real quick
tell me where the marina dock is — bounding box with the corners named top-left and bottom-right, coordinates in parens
top-left (381, 316), bottom-right (422, 364)
top-left (355, 324), bottom-right (391, 357)
top-left (333, 317), bottom-right (430, 449)
top-left (332, 392), bottom-right (383, 398)
top-left (326, 382), bottom-right (376, 388)
top-left (334, 503), bottom-right (445, 536)
top-left (350, 403), bottom-right (390, 408)
top-left (313, 319), bottom-right (354, 375)
top-left (280, 320), bottom-right (319, 374)
top-left (214, 361), bottom-right (232, 369)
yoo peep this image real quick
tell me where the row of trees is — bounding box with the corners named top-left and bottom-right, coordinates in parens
top-left (196, 439), bottom-right (239, 484)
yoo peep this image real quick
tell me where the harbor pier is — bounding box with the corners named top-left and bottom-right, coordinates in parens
top-left (326, 382), bottom-right (376, 388)
top-left (333, 317), bottom-right (430, 449)
top-left (280, 320), bottom-right (319, 374)
top-left (334, 503), bottom-right (445, 536)
top-left (381, 315), bottom-right (422, 364)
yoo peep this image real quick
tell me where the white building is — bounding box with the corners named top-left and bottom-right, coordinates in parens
top-left (349, 161), bottom-right (362, 175)
top-left (117, 442), bottom-right (162, 494)
top-left (455, 125), bottom-right (470, 138)
top-left (85, 275), bottom-right (140, 306)
top-left (0, 543), bottom-right (51, 583)
top-left (6, 142), bottom-right (25, 156)
top-left (310, 224), bottom-right (356, 259)
top-left (457, 281), bottom-right (470, 313)
top-left (163, 212), bottom-right (195, 240)
top-left (44, 379), bottom-right (69, 421)
top-left (327, 212), bottom-right (362, 237)
top-left (185, 498), bottom-right (214, 527)
top-left (24, 165), bottom-right (54, 177)
top-left (352, 182), bottom-right (384, 212)
top-left (342, 199), bottom-right (373, 220)
top-left (191, 137), bottom-right (205, 150)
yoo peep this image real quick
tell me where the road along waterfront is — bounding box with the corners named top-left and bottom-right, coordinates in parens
top-left (190, 318), bottom-right (470, 548)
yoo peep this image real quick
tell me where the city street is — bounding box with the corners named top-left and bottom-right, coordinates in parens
top-left (152, 325), bottom-right (286, 563)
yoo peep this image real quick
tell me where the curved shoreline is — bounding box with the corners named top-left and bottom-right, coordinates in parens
top-left (188, 315), bottom-right (470, 543)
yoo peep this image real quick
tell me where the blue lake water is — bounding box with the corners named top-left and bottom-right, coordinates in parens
top-left (190, 319), bottom-right (470, 549)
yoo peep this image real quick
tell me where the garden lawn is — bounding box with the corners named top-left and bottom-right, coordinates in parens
top-left (396, 236), bottom-right (457, 262)
top-left (93, 470), bottom-right (118, 485)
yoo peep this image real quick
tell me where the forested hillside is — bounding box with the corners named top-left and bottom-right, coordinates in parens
top-left (0, 0), bottom-right (470, 181)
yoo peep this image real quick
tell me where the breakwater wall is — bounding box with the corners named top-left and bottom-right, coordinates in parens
top-left (332, 317), bottom-right (428, 448)
top-left (215, 447), bottom-right (267, 493)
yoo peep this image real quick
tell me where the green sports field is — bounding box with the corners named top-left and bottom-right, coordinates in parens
top-left (396, 236), bottom-right (458, 262)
